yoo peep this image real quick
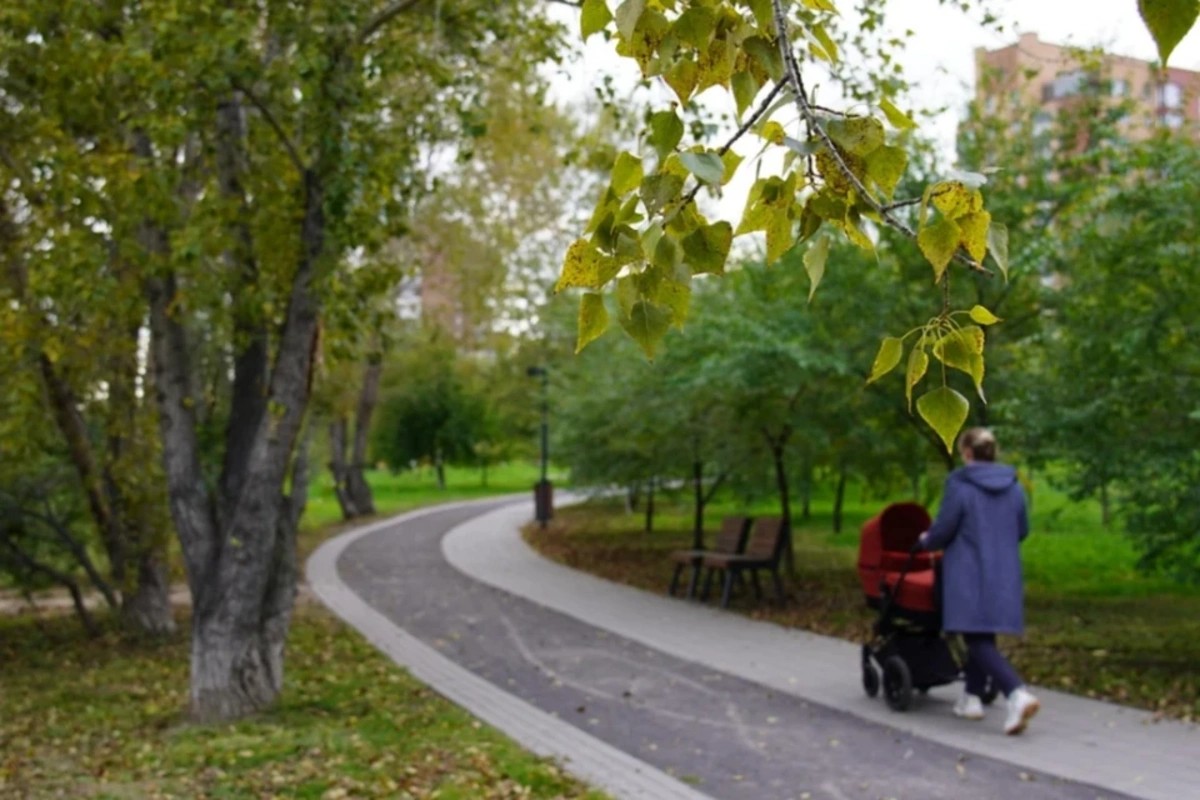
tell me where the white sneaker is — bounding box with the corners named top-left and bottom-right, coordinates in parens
top-left (1004, 687), bottom-right (1040, 735)
top-left (953, 692), bottom-right (985, 720)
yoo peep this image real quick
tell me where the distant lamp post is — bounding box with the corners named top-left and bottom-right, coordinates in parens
top-left (526, 365), bottom-right (552, 527)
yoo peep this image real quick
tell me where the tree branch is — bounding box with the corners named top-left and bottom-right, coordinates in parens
top-left (229, 79), bottom-right (307, 175)
top-left (769, 0), bottom-right (991, 276)
top-left (680, 80), bottom-right (788, 208)
top-left (359, 0), bottom-right (426, 45)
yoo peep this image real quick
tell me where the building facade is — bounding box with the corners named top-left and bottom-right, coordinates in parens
top-left (975, 32), bottom-right (1200, 141)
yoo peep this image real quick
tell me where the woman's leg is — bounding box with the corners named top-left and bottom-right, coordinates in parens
top-left (963, 633), bottom-right (1023, 696)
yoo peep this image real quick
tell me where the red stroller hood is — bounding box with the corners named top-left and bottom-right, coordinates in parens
top-left (858, 502), bottom-right (933, 604)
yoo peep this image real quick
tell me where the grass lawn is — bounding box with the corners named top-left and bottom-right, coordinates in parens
top-left (1, 463), bottom-right (605, 800)
top-left (526, 481), bottom-right (1200, 723)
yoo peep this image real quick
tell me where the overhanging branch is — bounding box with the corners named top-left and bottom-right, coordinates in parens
top-left (359, 0), bottom-right (427, 45)
top-left (769, 0), bottom-right (991, 276)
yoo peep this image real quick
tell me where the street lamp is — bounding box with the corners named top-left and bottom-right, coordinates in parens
top-left (526, 365), bottom-right (552, 527)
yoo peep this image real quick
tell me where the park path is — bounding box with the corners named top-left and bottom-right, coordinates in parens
top-left (308, 497), bottom-right (1197, 800)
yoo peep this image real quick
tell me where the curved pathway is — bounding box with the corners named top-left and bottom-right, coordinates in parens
top-left (309, 497), bottom-right (1197, 800)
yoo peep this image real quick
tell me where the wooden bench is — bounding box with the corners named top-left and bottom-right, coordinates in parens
top-left (700, 516), bottom-right (786, 608)
top-left (667, 516), bottom-right (751, 599)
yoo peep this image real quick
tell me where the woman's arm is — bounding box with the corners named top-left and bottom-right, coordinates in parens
top-left (921, 480), bottom-right (963, 551)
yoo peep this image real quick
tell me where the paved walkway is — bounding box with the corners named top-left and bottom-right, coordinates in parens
top-left (309, 497), bottom-right (1198, 800)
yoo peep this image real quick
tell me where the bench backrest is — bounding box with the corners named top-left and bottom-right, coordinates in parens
top-left (713, 516), bottom-right (751, 554)
top-left (743, 516), bottom-right (785, 560)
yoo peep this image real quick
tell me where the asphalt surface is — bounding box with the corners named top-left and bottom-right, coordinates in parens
top-left (337, 499), bottom-right (1131, 800)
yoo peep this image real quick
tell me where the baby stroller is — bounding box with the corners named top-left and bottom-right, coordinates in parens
top-left (856, 502), bottom-right (998, 711)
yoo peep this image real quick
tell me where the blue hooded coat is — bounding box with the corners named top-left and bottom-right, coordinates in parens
top-left (922, 462), bottom-right (1030, 635)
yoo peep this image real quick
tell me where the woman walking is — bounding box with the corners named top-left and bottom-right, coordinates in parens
top-left (919, 427), bottom-right (1040, 735)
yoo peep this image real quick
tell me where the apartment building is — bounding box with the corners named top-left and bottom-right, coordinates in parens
top-left (975, 32), bottom-right (1200, 141)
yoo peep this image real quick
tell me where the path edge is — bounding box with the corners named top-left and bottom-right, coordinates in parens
top-left (305, 497), bottom-right (716, 800)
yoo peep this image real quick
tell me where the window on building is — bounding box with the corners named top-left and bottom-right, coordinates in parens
top-left (1043, 70), bottom-right (1086, 101)
top-left (1160, 82), bottom-right (1183, 108)
top-left (1161, 110), bottom-right (1185, 129)
top-left (1110, 79), bottom-right (1129, 97)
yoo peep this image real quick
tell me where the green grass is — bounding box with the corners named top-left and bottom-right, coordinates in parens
top-left (526, 481), bottom-right (1200, 723)
top-left (1, 467), bottom-right (604, 800)
top-left (301, 462), bottom-right (563, 533)
top-left (0, 606), bottom-right (606, 799)
top-left (296, 462), bottom-right (566, 561)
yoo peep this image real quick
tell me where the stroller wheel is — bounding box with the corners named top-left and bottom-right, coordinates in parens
top-left (883, 656), bottom-right (913, 712)
top-left (862, 662), bottom-right (880, 698)
top-left (980, 675), bottom-right (999, 706)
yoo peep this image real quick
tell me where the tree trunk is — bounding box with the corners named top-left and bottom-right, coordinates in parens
top-left (1100, 481), bottom-right (1111, 529)
top-left (692, 459), bottom-right (705, 550)
top-left (832, 462), bottom-right (848, 534)
top-left (122, 548), bottom-right (176, 635)
top-left (768, 435), bottom-right (794, 575)
top-left (644, 476), bottom-right (656, 534)
top-left (328, 416), bottom-right (359, 520)
top-left (435, 446), bottom-right (446, 489)
top-left (345, 358), bottom-right (381, 516)
top-left (800, 458), bottom-right (812, 521)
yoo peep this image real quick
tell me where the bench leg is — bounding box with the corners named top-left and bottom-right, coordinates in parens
top-left (668, 563), bottom-right (684, 596)
top-left (772, 567), bottom-right (786, 605)
top-left (685, 564), bottom-right (701, 599)
top-left (720, 569), bottom-right (735, 608)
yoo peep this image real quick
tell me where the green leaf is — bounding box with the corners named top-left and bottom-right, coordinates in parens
top-left (581, 0), bottom-right (612, 39)
top-left (864, 144), bottom-right (907, 199)
top-left (639, 173), bottom-right (684, 216)
top-left (678, 151), bottom-right (726, 184)
top-left (576, 293), bottom-right (609, 353)
top-left (987, 222), bottom-right (1010, 280)
top-left (721, 150), bottom-right (744, 185)
top-left (811, 24), bottom-right (839, 63)
top-left (803, 234), bottom-right (830, 302)
top-left (614, 0), bottom-right (645, 40)
top-left (867, 336), bottom-right (904, 384)
top-left (556, 239), bottom-right (617, 291)
top-left (905, 347), bottom-right (929, 411)
top-left (673, 5), bottom-right (716, 49)
top-left (665, 57), bottom-right (699, 104)
top-left (880, 97), bottom-right (917, 130)
top-left (917, 218), bottom-right (962, 281)
top-left (652, 232), bottom-right (682, 273)
top-left (1138, 0), bottom-right (1199, 65)
top-left (647, 110), bottom-right (684, 161)
top-left (968, 305), bottom-right (1002, 326)
top-left (917, 386), bottom-right (970, 454)
top-left (620, 299), bottom-right (672, 359)
top-left (765, 207), bottom-right (796, 264)
top-left (682, 221), bottom-right (733, 275)
top-left (743, 36), bottom-right (784, 82)
top-left (958, 210), bottom-right (991, 263)
top-left (732, 70), bottom-right (760, 118)
top-left (653, 278), bottom-right (692, 328)
top-left (825, 116), bottom-right (884, 157)
top-left (611, 152), bottom-right (644, 196)
top-left (933, 329), bottom-right (976, 377)
top-left (802, 0), bottom-right (839, 10)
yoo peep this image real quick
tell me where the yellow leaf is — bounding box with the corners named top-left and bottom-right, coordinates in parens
top-left (867, 336), bottom-right (904, 384)
top-left (916, 386), bottom-right (970, 453)
top-left (917, 218), bottom-right (962, 282)
top-left (576, 294), bottom-right (608, 353)
top-left (905, 347), bottom-right (929, 411)
top-left (957, 211), bottom-right (991, 263)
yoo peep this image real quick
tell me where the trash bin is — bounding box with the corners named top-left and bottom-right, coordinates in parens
top-left (533, 479), bottom-right (554, 525)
